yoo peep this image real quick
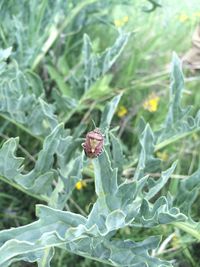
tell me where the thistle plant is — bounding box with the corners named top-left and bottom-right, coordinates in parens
top-left (0, 50), bottom-right (200, 266)
top-left (0, 1), bottom-right (200, 266)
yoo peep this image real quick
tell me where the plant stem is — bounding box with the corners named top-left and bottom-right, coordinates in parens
top-left (0, 133), bottom-right (36, 163)
top-left (172, 221), bottom-right (200, 241)
top-left (0, 113), bottom-right (43, 142)
top-left (40, 247), bottom-right (51, 267)
top-left (155, 128), bottom-right (200, 151)
top-left (0, 175), bottom-right (47, 202)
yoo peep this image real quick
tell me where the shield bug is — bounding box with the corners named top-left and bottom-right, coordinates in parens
top-left (82, 128), bottom-right (104, 158)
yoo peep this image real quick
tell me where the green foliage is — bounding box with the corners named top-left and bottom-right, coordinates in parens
top-left (82, 32), bottom-right (130, 91)
top-left (0, 150), bottom-right (175, 267)
top-left (156, 53), bottom-right (200, 148)
top-left (174, 167), bottom-right (200, 215)
top-left (0, 1), bottom-right (200, 267)
top-left (1, 51), bottom-right (200, 266)
top-left (0, 49), bottom-right (57, 137)
top-left (0, 124), bottom-right (82, 207)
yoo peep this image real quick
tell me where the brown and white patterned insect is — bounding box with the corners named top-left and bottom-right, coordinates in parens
top-left (82, 128), bottom-right (104, 158)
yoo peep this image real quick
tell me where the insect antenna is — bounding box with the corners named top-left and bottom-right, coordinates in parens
top-left (91, 119), bottom-right (97, 129)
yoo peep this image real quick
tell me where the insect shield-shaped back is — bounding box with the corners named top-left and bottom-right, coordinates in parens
top-left (82, 128), bottom-right (104, 158)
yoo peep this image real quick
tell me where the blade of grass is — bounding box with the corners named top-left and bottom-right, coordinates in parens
top-left (0, 175), bottom-right (47, 202)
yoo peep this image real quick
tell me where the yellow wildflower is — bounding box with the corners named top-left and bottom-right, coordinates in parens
top-left (75, 180), bottom-right (87, 190)
top-left (123, 16), bottom-right (129, 23)
top-left (192, 133), bottom-right (198, 141)
top-left (178, 13), bottom-right (189, 23)
top-left (156, 151), bottom-right (169, 161)
top-left (114, 19), bottom-right (123, 28)
top-left (171, 234), bottom-right (179, 248)
top-left (143, 93), bottom-right (160, 112)
top-left (117, 105), bottom-right (128, 118)
top-left (114, 16), bottom-right (129, 28)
